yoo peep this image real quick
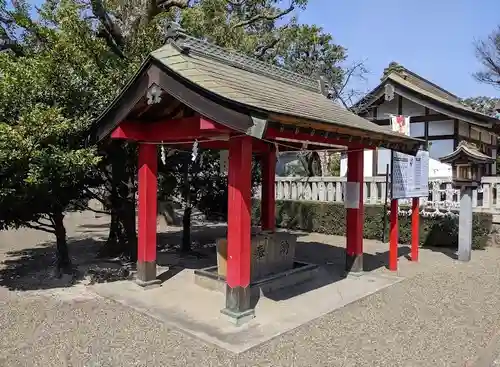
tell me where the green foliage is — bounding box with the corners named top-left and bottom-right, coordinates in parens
top-left (381, 61), bottom-right (406, 80)
top-left (0, 0), bottom-right (109, 236)
top-left (278, 24), bottom-right (346, 86)
top-left (459, 96), bottom-right (500, 118)
top-left (0, 105), bottom-right (100, 230)
top-left (326, 152), bottom-right (341, 176)
top-left (252, 200), bottom-right (493, 250)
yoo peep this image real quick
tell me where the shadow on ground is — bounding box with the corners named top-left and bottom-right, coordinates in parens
top-left (422, 245), bottom-right (479, 260)
top-left (0, 226), bottom-right (225, 292)
top-left (0, 237), bottom-right (105, 291)
top-left (0, 223), bottom-right (409, 302)
top-left (260, 241), bottom-right (411, 302)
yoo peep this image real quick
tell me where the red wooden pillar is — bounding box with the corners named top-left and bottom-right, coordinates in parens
top-left (136, 143), bottom-right (160, 287)
top-left (261, 145), bottom-right (276, 232)
top-left (389, 199), bottom-right (399, 271)
top-left (345, 150), bottom-right (364, 273)
top-left (221, 135), bottom-right (255, 324)
top-left (411, 197), bottom-right (419, 262)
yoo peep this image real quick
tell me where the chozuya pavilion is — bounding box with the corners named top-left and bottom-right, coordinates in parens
top-left (91, 23), bottom-right (422, 324)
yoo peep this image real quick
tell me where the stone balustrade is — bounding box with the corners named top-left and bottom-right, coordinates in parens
top-left (254, 176), bottom-right (500, 214)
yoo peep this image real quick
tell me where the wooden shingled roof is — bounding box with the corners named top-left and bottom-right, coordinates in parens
top-left (440, 141), bottom-right (495, 164)
top-left (91, 23), bottom-right (423, 153)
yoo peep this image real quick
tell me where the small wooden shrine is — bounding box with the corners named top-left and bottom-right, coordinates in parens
top-left (440, 141), bottom-right (495, 187)
top-left (90, 23), bottom-right (423, 324)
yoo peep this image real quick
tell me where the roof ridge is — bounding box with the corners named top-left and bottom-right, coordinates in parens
top-left (163, 22), bottom-right (323, 94)
top-left (386, 73), bottom-right (497, 121)
top-left (392, 64), bottom-right (458, 99)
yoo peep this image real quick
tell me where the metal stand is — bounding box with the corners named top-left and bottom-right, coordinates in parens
top-left (382, 163), bottom-right (390, 243)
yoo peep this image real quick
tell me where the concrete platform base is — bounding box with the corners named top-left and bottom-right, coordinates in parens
top-left (134, 278), bottom-right (162, 289)
top-left (90, 267), bottom-right (404, 354)
top-left (220, 307), bottom-right (255, 326)
top-left (194, 261), bottom-right (319, 295)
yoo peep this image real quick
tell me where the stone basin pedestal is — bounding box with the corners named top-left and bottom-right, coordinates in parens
top-left (216, 230), bottom-right (296, 280)
top-left (194, 230), bottom-right (319, 296)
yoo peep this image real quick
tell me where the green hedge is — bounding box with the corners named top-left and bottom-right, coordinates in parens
top-left (252, 200), bottom-right (493, 250)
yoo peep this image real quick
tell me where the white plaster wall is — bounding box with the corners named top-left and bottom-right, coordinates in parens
top-left (377, 148), bottom-right (392, 175)
top-left (428, 120), bottom-right (454, 136)
top-left (376, 94), bottom-right (426, 118)
top-left (339, 150), bottom-right (373, 177)
top-left (377, 97), bottom-right (398, 117)
top-left (410, 122), bottom-right (425, 137)
top-left (428, 139), bottom-right (454, 159)
top-left (458, 120), bottom-right (469, 136)
top-left (402, 98), bottom-right (426, 116)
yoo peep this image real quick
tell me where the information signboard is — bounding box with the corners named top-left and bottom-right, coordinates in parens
top-left (391, 150), bottom-right (429, 199)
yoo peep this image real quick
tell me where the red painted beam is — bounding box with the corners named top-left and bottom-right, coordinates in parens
top-left (138, 143), bottom-right (158, 264)
top-left (111, 121), bottom-right (148, 140)
top-left (265, 127), bottom-right (375, 150)
top-left (136, 143), bottom-right (158, 284)
top-left (226, 136), bottom-right (252, 289)
top-left (389, 199), bottom-right (399, 271)
top-left (111, 116), bottom-right (231, 142)
top-left (199, 117), bottom-right (230, 132)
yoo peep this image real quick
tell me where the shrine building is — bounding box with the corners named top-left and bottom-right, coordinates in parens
top-left (340, 63), bottom-right (500, 178)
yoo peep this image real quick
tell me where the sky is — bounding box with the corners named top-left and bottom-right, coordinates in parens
top-left (298, 0), bottom-right (500, 98)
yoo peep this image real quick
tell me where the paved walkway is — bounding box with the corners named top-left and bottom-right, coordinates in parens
top-left (1, 212), bottom-right (500, 366)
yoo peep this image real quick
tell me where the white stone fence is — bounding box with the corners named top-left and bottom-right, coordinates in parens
top-left (255, 176), bottom-right (500, 216)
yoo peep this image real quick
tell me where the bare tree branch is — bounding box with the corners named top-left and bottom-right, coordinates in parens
top-left (156, 0), bottom-right (191, 9)
top-left (36, 216), bottom-right (54, 227)
top-left (226, 0), bottom-right (247, 6)
top-left (0, 15), bottom-right (14, 24)
top-left (96, 27), bottom-right (127, 59)
top-left (84, 187), bottom-right (107, 206)
top-left (473, 28), bottom-right (500, 88)
top-left (329, 60), bottom-right (369, 111)
top-left (90, 0), bottom-right (126, 58)
top-left (0, 38), bottom-right (24, 56)
top-left (254, 38), bottom-right (279, 59)
top-left (24, 222), bottom-right (56, 234)
top-left (232, 5), bottom-right (294, 29)
top-left (148, 0), bottom-right (190, 22)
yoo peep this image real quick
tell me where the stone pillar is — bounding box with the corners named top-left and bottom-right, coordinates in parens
top-left (491, 148), bottom-right (497, 175)
top-left (345, 150), bottom-right (364, 273)
top-left (458, 186), bottom-right (473, 262)
top-left (261, 145), bottom-right (276, 232)
top-left (221, 135), bottom-right (254, 325)
top-left (136, 143), bottom-right (160, 287)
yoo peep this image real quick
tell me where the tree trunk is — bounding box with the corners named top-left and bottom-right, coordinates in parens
top-left (52, 209), bottom-right (72, 272)
top-left (100, 141), bottom-right (138, 261)
top-left (181, 206), bottom-right (192, 253)
top-left (181, 161), bottom-right (192, 253)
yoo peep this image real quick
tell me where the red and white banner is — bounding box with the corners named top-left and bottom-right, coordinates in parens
top-left (390, 115), bottom-right (410, 136)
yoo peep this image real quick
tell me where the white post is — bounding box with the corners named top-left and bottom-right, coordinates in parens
top-left (491, 148), bottom-right (497, 176)
top-left (458, 186), bottom-right (473, 262)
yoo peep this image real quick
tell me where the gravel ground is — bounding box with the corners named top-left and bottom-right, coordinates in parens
top-left (1, 211), bottom-right (500, 366)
